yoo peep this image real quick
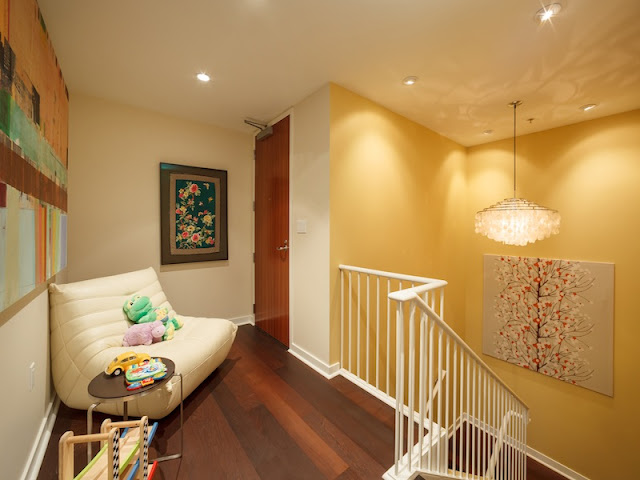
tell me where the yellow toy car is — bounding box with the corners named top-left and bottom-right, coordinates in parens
top-left (105, 351), bottom-right (151, 376)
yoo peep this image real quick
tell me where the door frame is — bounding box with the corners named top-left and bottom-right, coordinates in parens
top-left (252, 108), bottom-right (294, 346)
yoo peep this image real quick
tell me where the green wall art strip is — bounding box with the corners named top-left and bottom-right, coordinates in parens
top-left (0, 90), bottom-right (67, 187)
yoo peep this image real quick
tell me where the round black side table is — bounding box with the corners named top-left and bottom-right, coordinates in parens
top-left (86, 357), bottom-right (183, 463)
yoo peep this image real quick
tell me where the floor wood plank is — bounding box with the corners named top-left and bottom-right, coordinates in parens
top-left (232, 345), bottom-right (349, 477)
top-left (36, 325), bottom-right (572, 479)
top-left (330, 375), bottom-right (396, 429)
top-left (275, 359), bottom-right (396, 465)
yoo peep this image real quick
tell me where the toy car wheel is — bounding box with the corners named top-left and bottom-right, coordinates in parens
top-left (113, 368), bottom-right (122, 376)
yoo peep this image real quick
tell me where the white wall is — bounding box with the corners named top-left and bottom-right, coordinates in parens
top-left (68, 94), bottom-right (254, 321)
top-left (0, 291), bottom-right (53, 480)
top-left (289, 85), bottom-right (333, 371)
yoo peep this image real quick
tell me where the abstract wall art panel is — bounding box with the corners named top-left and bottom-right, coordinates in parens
top-left (0, 0), bottom-right (68, 314)
top-left (0, 182), bottom-right (66, 311)
top-left (483, 254), bottom-right (614, 396)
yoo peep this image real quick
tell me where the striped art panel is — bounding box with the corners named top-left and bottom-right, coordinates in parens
top-left (0, 0), bottom-right (69, 315)
top-left (47, 207), bottom-right (53, 279)
top-left (18, 194), bottom-right (36, 297)
top-left (0, 182), bottom-right (66, 311)
top-left (36, 204), bottom-right (46, 284)
top-left (0, 189), bottom-right (5, 311)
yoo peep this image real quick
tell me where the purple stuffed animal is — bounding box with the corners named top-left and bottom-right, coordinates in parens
top-left (122, 320), bottom-right (165, 347)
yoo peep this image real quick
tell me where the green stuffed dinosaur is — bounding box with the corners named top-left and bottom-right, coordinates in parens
top-left (123, 294), bottom-right (184, 341)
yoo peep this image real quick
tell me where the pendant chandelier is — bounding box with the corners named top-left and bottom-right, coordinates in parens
top-left (475, 101), bottom-right (560, 246)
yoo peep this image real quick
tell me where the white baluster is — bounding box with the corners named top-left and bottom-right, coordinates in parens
top-left (387, 278), bottom-right (391, 396)
top-left (508, 393), bottom-right (512, 479)
top-left (366, 274), bottom-right (370, 384)
top-left (524, 408), bottom-right (528, 480)
top-left (459, 349), bottom-right (464, 478)
top-left (419, 306), bottom-right (426, 470)
top-left (408, 301), bottom-right (416, 470)
top-left (428, 315), bottom-right (435, 471)
top-left (472, 361), bottom-right (476, 478)
top-left (437, 327), bottom-right (443, 473)
top-left (483, 370), bottom-right (488, 478)
top-left (453, 342), bottom-right (458, 477)
top-left (516, 399), bottom-right (520, 480)
top-left (466, 356), bottom-right (470, 479)
top-left (340, 270), bottom-right (344, 369)
top-left (394, 303), bottom-right (404, 474)
top-left (357, 273), bottom-right (361, 379)
top-left (500, 387), bottom-right (505, 480)
top-left (445, 335), bottom-right (450, 475)
top-left (376, 276), bottom-right (380, 390)
top-left (348, 271), bottom-right (352, 372)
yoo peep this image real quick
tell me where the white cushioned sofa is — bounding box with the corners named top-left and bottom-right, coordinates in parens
top-left (49, 267), bottom-right (237, 419)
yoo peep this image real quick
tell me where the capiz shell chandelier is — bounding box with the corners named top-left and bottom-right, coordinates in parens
top-left (475, 197), bottom-right (561, 246)
top-left (475, 101), bottom-right (560, 246)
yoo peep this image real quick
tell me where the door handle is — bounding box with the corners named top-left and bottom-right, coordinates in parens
top-left (276, 240), bottom-right (289, 251)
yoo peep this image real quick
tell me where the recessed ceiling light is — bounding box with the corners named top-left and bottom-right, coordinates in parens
top-left (483, 130), bottom-right (493, 135)
top-left (580, 104), bottom-right (597, 112)
top-left (196, 72), bottom-right (211, 82)
top-left (535, 3), bottom-right (562, 22)
top-left (402, 76), bottom-right (418, 86)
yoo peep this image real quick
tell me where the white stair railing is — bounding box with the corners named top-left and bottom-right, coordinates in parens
top-left (386, 289), bottom-right (529, 480)
top-left (338, 265), bottom-right (445, 407)
top-left (338, 265), bottom-right (529, 480)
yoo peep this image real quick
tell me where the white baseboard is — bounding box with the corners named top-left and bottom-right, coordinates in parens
top-left (22, 395), bottom-right (60, 480)
top-left (288, 343), bottom-right (340, 379)
top-left (338, 369), bottom-right (397, 410)
top-left (527, 445), bottom-right (590, 480)
top-left (229, 314), bottom-right (254, 326)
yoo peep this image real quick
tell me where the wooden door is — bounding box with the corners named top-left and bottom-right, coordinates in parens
top-left (255, 116), bottom-right (289, 346)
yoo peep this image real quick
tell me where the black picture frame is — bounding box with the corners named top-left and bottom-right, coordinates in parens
top-left (160, 162), bottom-right (228, 264)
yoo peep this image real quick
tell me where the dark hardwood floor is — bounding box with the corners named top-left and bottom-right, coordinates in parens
top-left (37, 325), bottom-right (567, 479)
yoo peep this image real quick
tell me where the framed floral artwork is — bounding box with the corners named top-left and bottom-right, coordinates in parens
top-left (160, 163), bottom-right (228, 264)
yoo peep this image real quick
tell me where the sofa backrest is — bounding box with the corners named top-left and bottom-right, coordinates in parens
top-left (49, 267), bottom-right (172, 397)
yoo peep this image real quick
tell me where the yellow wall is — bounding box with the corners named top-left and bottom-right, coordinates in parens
top-left (466, 109), bottom-right (640, 479)
top-left (329, 84), bottom-right (468, 365)
top-left (329, 84), bottom-right (639, 477)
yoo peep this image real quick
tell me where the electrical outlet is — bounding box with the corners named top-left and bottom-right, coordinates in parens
top-left (28, 362), bottom-right (35, 392)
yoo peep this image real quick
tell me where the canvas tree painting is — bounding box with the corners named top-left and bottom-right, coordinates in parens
top-left (483, 255), bottom-right (614, 396)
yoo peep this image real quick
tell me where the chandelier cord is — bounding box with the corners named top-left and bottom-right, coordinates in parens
top-left (513, 101), bottom-right (517, 198)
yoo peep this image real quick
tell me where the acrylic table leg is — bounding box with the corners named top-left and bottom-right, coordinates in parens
top-left (87, 403), bottom-right (100, 463)
top-left (155, 373), bottom-right (184, 462)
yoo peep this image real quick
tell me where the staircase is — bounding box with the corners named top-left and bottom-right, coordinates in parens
top-left (339, 266), bottom-right (529, 480)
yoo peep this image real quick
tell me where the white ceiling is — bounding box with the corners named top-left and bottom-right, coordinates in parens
top-left (38, 0), bottom-right (640, 146)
